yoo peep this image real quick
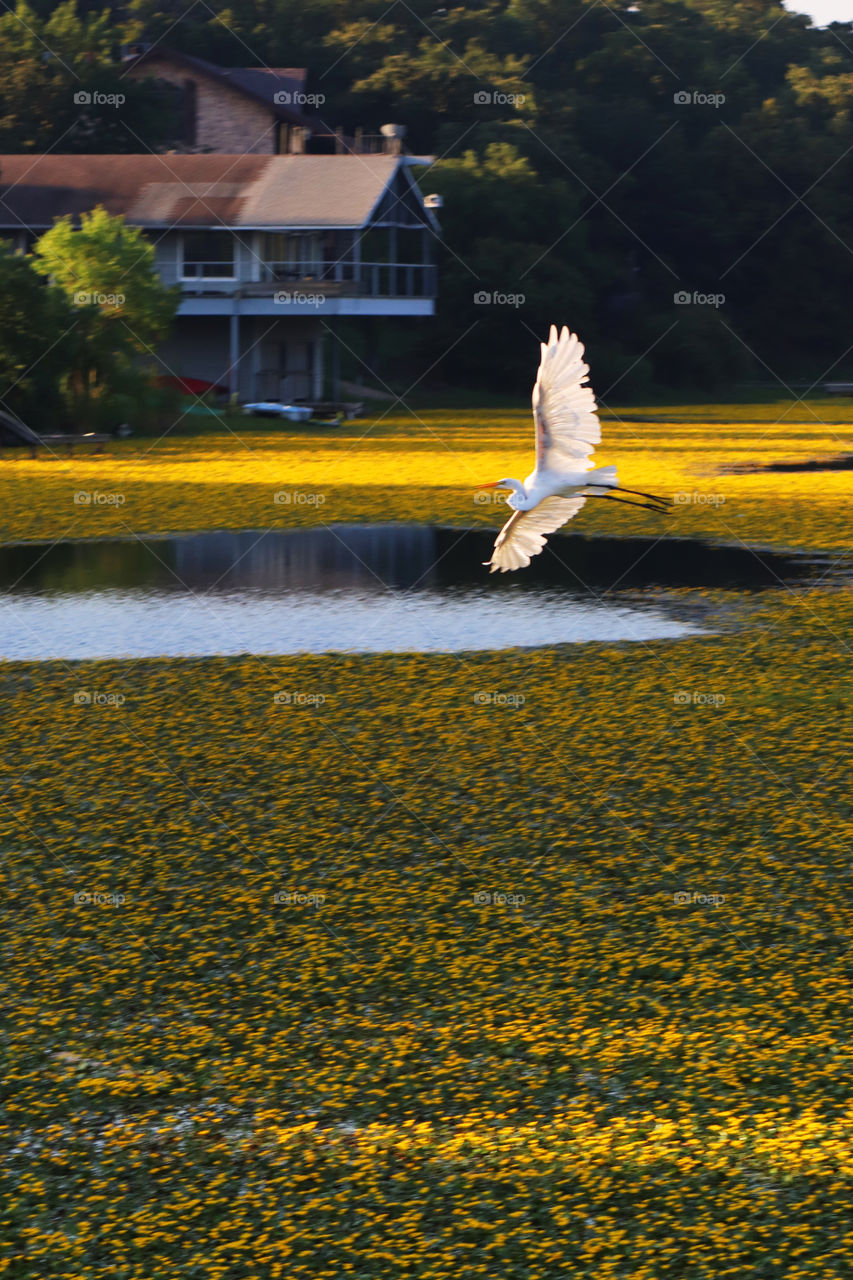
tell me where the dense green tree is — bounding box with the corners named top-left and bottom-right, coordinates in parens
top-left (31, 207), bottom-right (179, 430)
top-left (0, 0), bottom-right (179, 152)
top-left (0, 243), bottom-right (71, 428)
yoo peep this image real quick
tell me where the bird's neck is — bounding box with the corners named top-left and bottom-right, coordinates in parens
top-left (505, 479), bottom-right (528, 508)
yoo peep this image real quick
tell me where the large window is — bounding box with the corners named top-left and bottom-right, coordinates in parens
top-left (180, 231), bottom-right (235, 279)
top-left (261, 232), bottom-right (322, 280)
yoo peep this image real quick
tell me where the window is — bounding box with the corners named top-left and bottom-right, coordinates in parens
top-left (261, 232), bottom-right (321, 280)
top-left (181, 231), bottom-right (235, 279)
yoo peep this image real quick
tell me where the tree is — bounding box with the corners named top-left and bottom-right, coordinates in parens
top-left (0, 0), bottom-right (179, 152)
top-left (0, 243), bottom-right (72, 429)
top-left (32, 206), bottom-right (179, 431)
top-left (412, 143), bottom-right (598, 389)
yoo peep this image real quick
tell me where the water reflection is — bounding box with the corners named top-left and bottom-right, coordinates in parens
top-left (0, 523), bottom-right (812, 661)
top-left (0, 524), bottom-right (815, 596)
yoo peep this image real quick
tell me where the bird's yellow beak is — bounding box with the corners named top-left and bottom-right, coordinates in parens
top-left (477, 481), bottom-right (500, 488)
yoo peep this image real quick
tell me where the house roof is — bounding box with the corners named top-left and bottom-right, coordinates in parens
top-left (124, 48), bottom-right (314, 128)
top-left (0, 153), bottom-right (438, 231)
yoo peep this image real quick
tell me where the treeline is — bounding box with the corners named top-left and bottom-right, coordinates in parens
top-left (3, 0), bottom-right (853, 393)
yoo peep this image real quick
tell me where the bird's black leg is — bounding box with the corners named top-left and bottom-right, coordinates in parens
top-left (609, 484), bottom-right (672, 508)
top-left (588, 492), bottom-right (669, 513)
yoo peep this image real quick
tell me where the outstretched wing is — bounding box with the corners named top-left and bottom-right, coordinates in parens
top-left (488, 494), bottom-right (587, 573)
top-left (533, 324), bottom-right (601, 473)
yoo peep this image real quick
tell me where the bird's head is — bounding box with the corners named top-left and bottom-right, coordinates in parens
top-left (478, 478), bottom-right (527, 509)
top-left (479, 478), bottom-right (524, 493)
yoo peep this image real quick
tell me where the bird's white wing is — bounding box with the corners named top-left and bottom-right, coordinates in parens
top-left (533, 324), bottom-right (601, 472)
top-left (488, 494), bottom-right (587, 573)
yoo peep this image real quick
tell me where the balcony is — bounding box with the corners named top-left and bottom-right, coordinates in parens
top-left (179, 260), bottom-right (436, 299)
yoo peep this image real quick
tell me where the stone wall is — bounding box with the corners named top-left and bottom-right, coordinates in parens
top-left (127, 57), bottom-right (278, 154)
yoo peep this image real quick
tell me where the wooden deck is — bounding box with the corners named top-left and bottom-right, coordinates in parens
top-left (0, 411), bottom-right (110, 458)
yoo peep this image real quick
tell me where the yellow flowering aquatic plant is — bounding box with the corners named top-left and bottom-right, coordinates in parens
top-left (0, 407), bottom-right (850, 550)
top-left (1, 404), bottom-right (852, 1277)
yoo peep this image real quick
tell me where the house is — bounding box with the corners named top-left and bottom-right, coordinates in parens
top-left (0, 151), bottom-right (440, 403)
top-left (121, 45), bottom-right (317, 156)
top-left (121, 45), bottom-right (410, 158)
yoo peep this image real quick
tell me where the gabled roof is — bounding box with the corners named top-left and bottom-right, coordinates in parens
top-left (0, 153), bottom-right (440, 232)
top-left (221, 66), bottom-right (307, 100)
top-left (124, 48), bottom-right (314, 128)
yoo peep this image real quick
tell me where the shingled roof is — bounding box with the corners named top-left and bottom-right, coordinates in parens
top-left (0, 153), bottom-right (434, 231)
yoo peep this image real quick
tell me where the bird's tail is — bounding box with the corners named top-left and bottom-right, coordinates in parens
top-left (587, 465), bottom-right (617, 487)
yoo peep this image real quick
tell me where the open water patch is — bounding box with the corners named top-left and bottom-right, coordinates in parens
top-left (0, 525), bottom-right (824, 661)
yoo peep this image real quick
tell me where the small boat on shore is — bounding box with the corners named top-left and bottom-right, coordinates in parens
top-left (243, 401), bottom-right (314, 421)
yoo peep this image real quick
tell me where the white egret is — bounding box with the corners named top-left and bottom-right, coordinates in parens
top-left (483, 325), bottom-right (670, 572)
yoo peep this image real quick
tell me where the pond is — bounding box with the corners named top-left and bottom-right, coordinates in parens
top-left (0, 525), bottom-right (820, 661)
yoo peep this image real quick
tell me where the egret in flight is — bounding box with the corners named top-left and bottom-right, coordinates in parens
top-left (483, 325), bottom-right (670, 572)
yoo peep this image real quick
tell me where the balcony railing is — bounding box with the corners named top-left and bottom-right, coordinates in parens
top-left (181, 261), bottom-right (236, 279)
top-left (178, 261), bottom-right (436, 299)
